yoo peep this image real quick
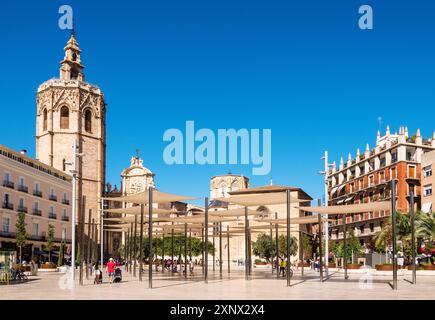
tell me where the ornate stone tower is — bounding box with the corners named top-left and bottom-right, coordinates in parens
top-left (121, 154), bottom-right (155, 196)
top-left (35, 34), bottom-right (106, 222)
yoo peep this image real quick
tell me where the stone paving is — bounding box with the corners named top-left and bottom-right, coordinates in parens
top-left (1, 267), bottom-right (435, 300)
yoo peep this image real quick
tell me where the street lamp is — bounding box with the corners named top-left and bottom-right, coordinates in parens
top-left (64, 140), bottom-right (84, 282)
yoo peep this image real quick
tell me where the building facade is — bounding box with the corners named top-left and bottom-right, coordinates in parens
top-left (35, 34), bottom-right (106, 225)
top-left (422, 150), bottom-right (435, 213)
top-left (0, 145), bottom-right (72, 261)
top-left (327, 126), bottom-right (435, 249)
top-left (210, 173), bottom-right (249, 199)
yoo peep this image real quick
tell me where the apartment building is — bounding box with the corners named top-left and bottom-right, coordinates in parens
top-left (0, 145), bottom-right (72, 261)
top-left (327, 126), bottom-right (435, 249)
top-left (422, 150), bottom-right (434, 213)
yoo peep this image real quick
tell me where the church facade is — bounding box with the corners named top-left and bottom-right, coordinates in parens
top-left (35, 34), bottom-right (106, 224)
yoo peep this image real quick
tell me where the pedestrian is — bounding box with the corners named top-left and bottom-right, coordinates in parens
top-left (106, 258), bottom-right (116, 283)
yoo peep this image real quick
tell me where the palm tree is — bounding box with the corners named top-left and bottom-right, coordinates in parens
top-left (416, 212), bottom-right (435, 242)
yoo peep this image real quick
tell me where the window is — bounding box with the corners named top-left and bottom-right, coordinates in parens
top-left (49, 206), bottom-right (54, 214)
top-left (19, 198), bottom-right (25, 209)
top-left (379, 171), bottom-right (385, 183)
top-left (62, 228), bottom-right (67, 240)
top-left (408, 165), bottom-right (416, 178)
top-left (391, 152), bottom-right (398, 163)
top-left (2, 217), bottom-right (10, 233)
top-left (60, 106), bottom-right (69, 129)
top-left (32, 223), bottom-right (39, 237)
top-left (380, 157), bottom-right (386, 168)
top-left (34, 202), bottom-right (39, 210)
top-left (35, 183), bottom-right (40, 191)
top-left (63, 208), bottom-right (67, 218)
top-left (360, 225), bottom-right (365, 234)
top-left (43, 109), bottom-right (48, 131)
top-left (84, 109), bottom-right (92, 132)
top-left (424, 185), bottom-right (433, 197)
top-left (71, 68), bottom-right (78, 80)
top-left (390, 167), bottom-right (397, 180)
top-left (370, 223), bottom-right (374, 233)
top-left (369, 175), bottom-right (374, 186)
top-left (424, 165), bottom-right (432, 178)
top-left (19, 177), bottom-right (25, 187)
top-left (4, 172), bottom-right (10, 182)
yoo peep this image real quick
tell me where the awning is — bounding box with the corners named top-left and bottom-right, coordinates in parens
top-left (298, 201), bottom-right (391, 215)
top-left (337, 185), bottom-right (345, 193)
top-left (254, 216), bottom-right (331, 225)
top-left (422, 202), bottom-right (432, 214)
top-left (103, 190), bottom-right (197, 204)
top-left (330, 186), bottom-right (338, 196)
top-left (336, 199), bottom-right (345, 205)
top-left (345, 196), bottom-right (354, 203)
top-left (215, 192), bottom-right (302, 207)
top-left (102, 206), bottom-right (172, 215)
top-left (209, 208), bottom-right (263, 217)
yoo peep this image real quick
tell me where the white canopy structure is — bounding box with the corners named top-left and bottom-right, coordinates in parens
top-left (215, 192), bottom-right (301, 207)
top-left (103, 189), bottom-right (197, 204)
top-left (298, 201), bottom-right (391, 215)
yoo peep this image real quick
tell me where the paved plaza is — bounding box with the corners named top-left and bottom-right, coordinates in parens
top-left (1, 267), bottom-right (435, 300)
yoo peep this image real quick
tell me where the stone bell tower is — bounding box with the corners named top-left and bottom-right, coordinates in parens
top-left (35, 33), bottom-right (106, 223)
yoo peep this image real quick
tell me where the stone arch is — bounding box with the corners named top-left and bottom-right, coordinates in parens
top-left (257, 205), bottom-right (271, 219)
top-left (60, 105), bottom-right (69, 129)
top-left (84, 108), bottom-right (92, 133)
top-left (43, 108), bottom-right (48, 131)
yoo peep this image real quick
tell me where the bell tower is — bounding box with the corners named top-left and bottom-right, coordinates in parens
top-left (35, 34), bottom-right (106, 223)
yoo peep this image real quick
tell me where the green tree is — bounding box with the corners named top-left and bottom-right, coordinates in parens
top-left (277, 234), bottom-right (298, 259)
top-left (252, 234), bottom-right (274, 262)
top-left (15, 212), bottom-right (27, 263)
top-left (57, 241), bottom-right (64, 267)
top-left (416, 211), bottom-right (435, 242)
top-left (46, 224), bottom-right (55, 263)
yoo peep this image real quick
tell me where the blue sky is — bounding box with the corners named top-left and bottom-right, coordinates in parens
top-left (1, 0), bottom-right (434, 204)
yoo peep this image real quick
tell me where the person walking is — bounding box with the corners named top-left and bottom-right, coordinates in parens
top-left (106, 258), bottom-right (116, 283)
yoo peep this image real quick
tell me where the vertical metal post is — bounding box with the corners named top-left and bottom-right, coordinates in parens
top-left (162, 232), bottom-right (165, 273)
top-left (299, 230), bottom-right (304, 277)
top-left (343, 214), bottom-right (348, 280)
top-left (189, 229), bottom-right (192, 261)
top-left (270, 223), bottom-right (274, 274)
top-left (79, 196), bottom-right (86, 286)
top-left (244, 206), bottom-right (249, 280)
top-left (86, 209), bottom-right (92, 280)
top-left (126, 228), bottom-right (130, 272)
top-left (227, 225), bottom-right (230, 274)
top-left (184, 223), bottom-right (188, 279)
top-left (201, 227), bottom-right (204, 275)
top-left (71, 140), bottom-right (77, 282)
top-left (391, 180), bottom-right (398, 290)
top-left (100, 198), bottom-right (104, 271)
top-left (219, 222), bottom-right (223, 279)
top-left (213, 222), bottom-right (216, 272)
top-left (171, 222), bottom-right (174, 270)
top-left (204, 197), bottom-right (209, 283)
top-left (149, 188), bottom-right (153, 288)
top-left (324, 150), bottom-right (329, 277)
top-left (410, 191), bottom-right (416, 284)
top-left (133, 214), bottom-right (138, 277)
top-left (275, 212), bottom-right (279, 280)
top-left (139, 204), bottom-right (144, 282)
top-left (286, 190), bottom-right (291, 287)
top-left (248, 226), bottom-right (252, 276)
top-left (129, 222), bottom-right (133, 274)
top-left (318, 203), bottom-right (323, 283)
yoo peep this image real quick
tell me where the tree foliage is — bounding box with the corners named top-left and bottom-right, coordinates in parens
top-left (15, 212), bottom-right (27, 262)
top-left (47, 224), bottom-right (55, 263)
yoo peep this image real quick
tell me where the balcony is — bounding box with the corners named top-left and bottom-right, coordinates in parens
top-left (33, 190), bottom-right (43, 197)
top-left (32, 209), bottom-right (42, 216)
top-left (62, 216), bottom-right (69, 222)
top-left (18, 185), bottom-right (28, 193)
top-left (49, 195), bottom-right (58, 202)
top-left (2, 180), bottom-right (14, 189)
top-left (17, 206), bottom-right (28, 213)
top-left (48, 213), bottom-right (57, 220)
top-left (2, 202), bottom-right (13, 210)
top-left (62, 199), bottom-right (70, 205)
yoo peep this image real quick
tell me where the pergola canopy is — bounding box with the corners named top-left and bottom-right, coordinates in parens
top-left (103, 189), bottom-right (197, 204)
top-left (298, 201), bottom-right (391, 215)
top-left (215, 192), bottom-right (302, 207)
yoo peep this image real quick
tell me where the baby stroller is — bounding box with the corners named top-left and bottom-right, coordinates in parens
top-left (113, 267), bottom-right (122, 283)
top-left (94, 269), bottom-right (103, 284)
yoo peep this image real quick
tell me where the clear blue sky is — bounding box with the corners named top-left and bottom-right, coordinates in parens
top-left (1, 0), bottom-right (434, 204)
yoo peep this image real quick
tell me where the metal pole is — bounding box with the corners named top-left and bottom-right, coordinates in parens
top-left (299, 230), bottom-right (304, 277)
top-left (149, 187), bottom-right (153, 288)
top-left (410, 191), bottom-right (416, 284)
top-left (162, 232), bottom-right (165, 273)
top-left (318, 201), bottom-right (323, 283)
top-left (286, 189), bottom-right (291, 287)
top-left (213, 223), bottom-right (216, 272)
top-left (171, 222), bottom-right (174, 270)
top-left (219, 222), bottom-right (223, 279)
top-left (133, 214), bottom-right (138, 277)
top-left (270, 223), bottom-right (274, 274)
top-left (275, 212), bottom-right (279, 280)
top-left (324, 150), bottom-right (329, 277)
top-left (204, 197), bottom-right (209, 283)
top-left (343, 214), bottom-right (348, 280)
top-left (100, 199), bottom-right (104, 270)
top-left (189, 229), bottom-right (192, 261)
top-left (248, 225), bottom-right (252, 276)
top-left (86, 209), bottom-right (92, 280)
top-left (227, 225), bottom-right (230, 274)
top-left (90, 219), bottom-right (95, 271)
top-left (245, 206), bottom-right (249, 280)
top-left (184, 223), bottom-right (188, 279)
top-left (139, 204), bottom-right (144, 282)
top-left (126, 228), bottom-right (130, 272)
top-left (70, 140), bottom-right (77, 282)
top-left (129, 222), bottom-right (133, 274)
top-left (79, 196), bottom-right (86, 286)
top-left (201, 227), bottom-right (204, 275)
top-left (391, 180), bottom-right (398, 290)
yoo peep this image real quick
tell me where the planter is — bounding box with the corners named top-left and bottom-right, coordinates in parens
top-left (328, 263), bottom-right (336, 268)
top-left (347, 264), bottom-right (361, 270)
top-left (255, 262), bottom-right (268, 266)
top-left (303, 263), bottom-right (310, 267)
top-left (422, 264), bottom-right (435, 271)
top-left (375, 264), bottom-right (393, 271)
top-left (41, 263), bottom-right (57, 269)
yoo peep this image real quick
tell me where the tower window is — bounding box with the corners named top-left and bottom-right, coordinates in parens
top-left (60, 106), bottom-right (69, 129)
top-left (71, 68), bottom-right (78, 80)
top-left (72, 52), bottom-right (77, 62)
top-left (43, 109), bottom-right (48, 131)
top-left (84, 109), bottom-right (92, 133)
